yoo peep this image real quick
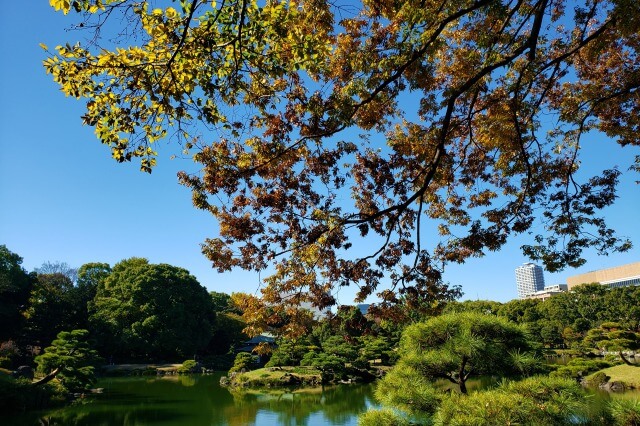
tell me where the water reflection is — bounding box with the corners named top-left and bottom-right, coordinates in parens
top-left (2, 373), bottom-right (377, 426)
top-left (4, 371), bottom-right (637, 425)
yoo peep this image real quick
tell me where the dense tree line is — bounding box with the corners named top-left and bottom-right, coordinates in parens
top-left (444, 284), bottom-right (640, 350)
top-left (3, 242), bottom-right (639, 370)
top-left (0, 245), bottom-right (248, 373)
top-left (2, 242), bottom-right (639, 423)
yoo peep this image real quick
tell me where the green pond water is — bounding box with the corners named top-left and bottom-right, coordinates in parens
top-left (3, 371), bottom-right (638, 425)
top-left (3, 373), bottom-right (377, 426)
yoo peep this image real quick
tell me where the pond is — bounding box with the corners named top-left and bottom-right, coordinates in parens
top-left (3, 373), bottom-right (378, 426)
top-left (3, 371), bottom-right (638, 425)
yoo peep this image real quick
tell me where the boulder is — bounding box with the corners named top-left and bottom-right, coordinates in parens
top-left (279, 373), bottom-right (301, 385)
top-left (12, 365), bottom-right (34, 380)
top-left (600, 381), bottom-right (626, 392)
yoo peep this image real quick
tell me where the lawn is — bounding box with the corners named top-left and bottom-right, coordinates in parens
top-left (232, 366), bottom-right (323, 387)
top-left (586, 364), bottom-right (640, 388)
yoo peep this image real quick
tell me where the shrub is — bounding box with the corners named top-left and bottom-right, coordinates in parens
top-left (609, 399), bottom-right (640, 426)
top-left (177, 359), bottom-right (198, 374)
top-left (434, 376), bottom-right (588, 426)
top-left (585, 372), bottom-right (609, 387)
top-left (229, 352), bottom-right (255, 373)
top-left (550, 358), bottom-right (614, 380)
top-left (374, 363), bottom-right (441, 416)
top-left (358, 409), bottom-right (410, 426)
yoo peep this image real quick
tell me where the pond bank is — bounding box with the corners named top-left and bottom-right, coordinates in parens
top-left (221, 366), bottom-right (387, 389)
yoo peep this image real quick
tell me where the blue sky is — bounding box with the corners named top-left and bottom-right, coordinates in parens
top-left (1, 2), bottom-right (638, 303)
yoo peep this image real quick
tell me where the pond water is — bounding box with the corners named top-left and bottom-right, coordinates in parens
top-left (4, 370), bottom-right (638, 425)
top-left (3, 373), bottom-right (378, 426)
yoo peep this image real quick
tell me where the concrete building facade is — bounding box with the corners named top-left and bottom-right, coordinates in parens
top-left (515, 263), bottom-right (545, 298)
top-left (567, 262), bottom-right (640, 290)
top-left (525, 283), bottom-right (568, 301)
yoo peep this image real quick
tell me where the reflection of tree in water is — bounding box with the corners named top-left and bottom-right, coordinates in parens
top-left (228, 383), bottom-right (375, 426)
top-left (18, 375), bottom-right (375, 426)
top-left (33, 376), bottom-right (218, 426)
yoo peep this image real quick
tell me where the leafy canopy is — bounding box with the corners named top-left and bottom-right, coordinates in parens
top-left (0, 245), bottom-right (34, 341)
top-left (89, 258), bottom-right (215, 360)
top-left (35, 329), bottom-right (100, 391)
top-left (390, 312), bottom-right (540, 394)
top-left (45, 0), bottom-right (638, 332)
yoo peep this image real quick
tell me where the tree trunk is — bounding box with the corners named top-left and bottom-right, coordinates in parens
top-left (459, 378), bottom-right (468, 394)
top-left (458, 355), bottom-right (469, 394)
top-left (32, 367), bottom-right (61, 386)
top-left (619, 351), bottom-right (637, 366)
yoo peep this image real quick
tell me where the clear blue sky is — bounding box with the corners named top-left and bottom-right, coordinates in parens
top-left (1, 2), bottom-right (638, 303)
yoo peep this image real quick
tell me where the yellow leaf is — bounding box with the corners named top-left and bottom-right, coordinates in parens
top-left (39, 43), bottom-right (48, 50)
top-left (50, 0), bottom-right (71, 15)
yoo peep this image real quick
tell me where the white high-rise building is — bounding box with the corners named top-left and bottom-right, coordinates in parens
top-left (515, 263), bottom-right (545, 298)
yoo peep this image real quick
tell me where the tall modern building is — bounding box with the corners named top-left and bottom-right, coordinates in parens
top-left (515, 263), bottom-right (545, 298)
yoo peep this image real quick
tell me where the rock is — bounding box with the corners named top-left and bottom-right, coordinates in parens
top-left (609, 381), bottom-right (626, 392)
top-left (279, 374), bottom-right (301, 385)
top-left (600, 381), bottom-right (626, 392)
top-left (12, 365), bottom-right (34, 380)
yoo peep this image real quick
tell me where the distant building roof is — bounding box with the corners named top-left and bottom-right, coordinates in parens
top-left (567, 262), bottom-right (640, 290)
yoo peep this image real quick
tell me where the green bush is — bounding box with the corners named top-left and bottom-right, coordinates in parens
top-left (358, 409), bottom-right (410, 426)
top-left (434, 376), bottom-right (588, 426)
top-left (229, 352), bottom-right (256, 373)
top-left (374, 363), bottom-right (441, 416)
top-left (609, 399), bottom-right (640, 426)
top-left (550, 358), bottom-right (614, 380)
top-left (178, 359), bottom-right (198, 374)
top-left (585, 372), bottom-right (609, 387)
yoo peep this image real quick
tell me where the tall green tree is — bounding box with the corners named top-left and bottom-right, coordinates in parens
top-left (76, 262), bottom-right (111, 308)
top-left (0, 245), bottom-right (34, 341)
top-left (23, 273), bottom-right (77, 347)
top-left (45, 0), bottom-right (638, 333)
top-left (90, 258), bottom-right (214, 360)
top-left (208, 312), bottom-right (247, 355)
top-left (34, 261), bottom-right (78, 284)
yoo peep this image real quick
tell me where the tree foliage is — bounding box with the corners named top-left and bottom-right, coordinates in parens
top-left (433, 376), bottom-right (590, 426)
top-left (229, 352), bottom-right (255, 373)
top-left (76, 262), bottom-right (111, 307)
top-left (583, 321), bottom-right (640, 365)
top-left (23, 273), bottom-right (78, 347)
top-left (45, 0), bottom-right (638, 333)
top-left (208, 312), bottom-right (247, 355)
top-left (35, 329), bottom-right (100, 392)
top-left (0, 245), bottom-right (34, 341)
top-left (89, 257), bottom-right (215, 360)
top-left (34, 261), bottom-right (78, 284)
top-left (391, 312), bottom-right (540, 394)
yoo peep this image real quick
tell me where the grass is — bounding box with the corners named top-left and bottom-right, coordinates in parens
top-left (585, 364), bottom-right (640, 388)
top-left (231, 366), bottom-right (323, 388)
